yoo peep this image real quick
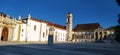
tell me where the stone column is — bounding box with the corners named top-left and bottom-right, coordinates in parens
top-left (53, 31), bottom-right (55, 42)
top-left (17, 25), bottom-right (21, 41)
top-left (97, 31), bottom-right (100, 40)
top-left (102, 31), bottom-right (104, 39)
top-left (94, 31), bottom-right (96, 40)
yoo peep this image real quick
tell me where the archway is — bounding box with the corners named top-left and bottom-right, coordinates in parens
top-left (104, 32), bottom-right (107, 40)
top-left (99, 32), bottom-right (102, 40)
top-left (95, 32), bottom-right (98, 40)
top-left (1, 27), bottom-right (9, 41)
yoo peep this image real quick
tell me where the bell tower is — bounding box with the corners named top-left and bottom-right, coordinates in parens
top-left (66, 13), bottom-right (72, 41)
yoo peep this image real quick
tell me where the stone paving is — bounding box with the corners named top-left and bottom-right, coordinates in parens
top-left (0, 41), bottom-right (120, 55)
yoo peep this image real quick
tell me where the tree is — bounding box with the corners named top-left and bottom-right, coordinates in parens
top-left (118, 14), bottom-right (120, 24)
top-left (115, 14), bottom-right (120, 42)
top-left (116, 0), bottom-right (120, 6)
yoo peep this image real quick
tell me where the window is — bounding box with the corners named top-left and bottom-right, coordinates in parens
top-left (68, 18), bottom-right (70, 23)
top-left (43, 33), bottom-right (45, 38)
top-left (22, 29), bottom-right (24, 32)
top-left (46, 29), bottom-right (48, 36)
top-left (34, 25), bottom-right (36, 31)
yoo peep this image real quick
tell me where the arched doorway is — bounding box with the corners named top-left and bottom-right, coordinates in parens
top-left (1, 27), bottom-right (9, 41)
top-left (104, 32), bottom-right (107, 40)
top-left (95, 32), bottom-right (98, 40)
top-left (99, 32), bottom-right (102, 40)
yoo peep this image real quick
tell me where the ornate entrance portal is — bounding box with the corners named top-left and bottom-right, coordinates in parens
top-left (1, 27), bottom-right (9, 41)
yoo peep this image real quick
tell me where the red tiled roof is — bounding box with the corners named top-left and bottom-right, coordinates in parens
top-left (47, 22), bottom-right (66, 30)
top-left (30, 18), bottom-right (47, 23)
top-left (106, 26), bottom-right (115, 31)
top-left (54, 24), bottom-right (66, 30)
top-left (22, 18), bottom-right (47, 23)
top-left (74, 23), bottom-right (100, 32)
top-left (30, 18), bottom-right (41, 22)
top-left (22, 18), bottom-right (66, 30)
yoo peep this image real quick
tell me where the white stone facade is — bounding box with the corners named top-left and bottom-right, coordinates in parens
top-left (0, 13), bottom-right (67, 42)
top-left (0, 12), bottom-right (114, 43)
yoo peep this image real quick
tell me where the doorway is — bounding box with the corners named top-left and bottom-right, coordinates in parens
top-left (1, 27), bottom-right (9, 41)
top-left (95, 32), bottom-right (98, 40)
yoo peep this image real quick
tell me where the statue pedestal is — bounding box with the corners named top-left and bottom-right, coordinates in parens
top-left (48, 35), bottom-right (53, 46)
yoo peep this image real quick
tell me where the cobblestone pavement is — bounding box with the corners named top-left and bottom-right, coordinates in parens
top-left (0, 41), bottom-right (120, 55)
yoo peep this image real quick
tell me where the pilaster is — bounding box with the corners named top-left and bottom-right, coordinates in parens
top-left (17, 25), bottom-right (21, 41)
top-left (94, 31), bottom-right (96, 40)
top-left (0, 25), bottom-right (3, 41)
top-left (97, 31), bottom-right (100, 40)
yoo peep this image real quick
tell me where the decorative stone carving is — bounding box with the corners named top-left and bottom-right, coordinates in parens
top-left (49, 26), bottom-right (55, 35)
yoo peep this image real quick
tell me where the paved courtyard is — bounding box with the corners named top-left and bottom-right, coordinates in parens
top-left (0, 41), bottom-right (120, 55)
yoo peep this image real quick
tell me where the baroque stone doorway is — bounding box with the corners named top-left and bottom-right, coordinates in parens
top-left (1, 27), bottom-right (9, 41)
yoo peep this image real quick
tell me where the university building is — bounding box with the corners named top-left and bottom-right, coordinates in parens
top-left (73, 23), bottom-right (108, 42)
top-left (0, 12), bottom-right (114, 42)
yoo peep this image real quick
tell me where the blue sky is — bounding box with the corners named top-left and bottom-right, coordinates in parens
top-left (0, 0), bottom-right (120, 29)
